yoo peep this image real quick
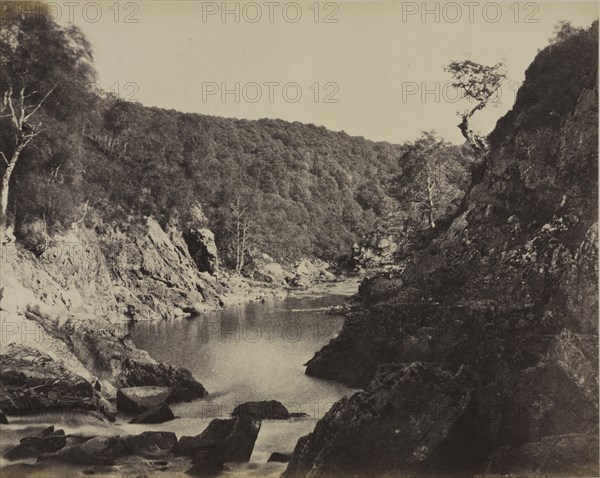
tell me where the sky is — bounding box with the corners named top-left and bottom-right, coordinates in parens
top-left (53, 0), bottom-right (598, 144)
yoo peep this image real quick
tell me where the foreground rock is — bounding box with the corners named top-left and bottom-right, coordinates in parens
top-left (41, 431), bottom-right (177, 465)
top-left (286, 363), bottom-right (474, 477)
top-left (232, 400), bottom-right (290, 420)
top-left (174, 415), bottom-right (261, 462)
top-left (0, 344), bottom-right (113, 419)
top-left (129, 402), bottom-right (175, 424)
top-left (117, 386), bottom-right (172, 414)
top-left (4, 427), bottom-right (67, 460)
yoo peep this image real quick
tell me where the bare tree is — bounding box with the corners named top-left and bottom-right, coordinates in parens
top-left (225, 193), bottom-right (254, 274)
top-left (1, 84), bottom-right (55, 237)
top-left (445, 60), bottom-right (506, 153)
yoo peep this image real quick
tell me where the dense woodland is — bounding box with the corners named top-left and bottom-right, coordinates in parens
top-left (1, 5), bottom-right (475, 270)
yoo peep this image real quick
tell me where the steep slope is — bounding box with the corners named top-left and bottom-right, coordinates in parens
top-left (286, 23), bottom-right (598, 478)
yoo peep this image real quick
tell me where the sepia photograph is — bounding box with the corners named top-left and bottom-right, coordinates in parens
top-left (0, 1), bottom-right (598, 477)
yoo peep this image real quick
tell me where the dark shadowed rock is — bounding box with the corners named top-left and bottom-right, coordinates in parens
top-left (268, 452), bottom-right (291, 463)
top-left (185, 445), bottom-right (224, 476)
top-left (129, 402), bottom-right (175, 424)
top-left (174, 415), bottom-right (261, 462)
top-left (232, 401), bottom-right (290, 420)
top-left (285, 363), bottom-right (474, 477)
top-left (116, 386), bottom-right (171, 414)
top-left (4, 428), bottom-right (67, 460)
top-left (41, 435), bottom-right (126, 466)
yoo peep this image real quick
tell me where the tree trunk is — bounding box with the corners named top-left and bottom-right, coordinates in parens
top-left (1, 150), bottom-right (20, 237)
top-left (426, 176), bottom-right (436, 229)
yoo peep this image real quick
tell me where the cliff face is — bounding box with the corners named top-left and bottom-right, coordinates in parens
top-left (0, 218), bottom-right (223, 417)
top-left (288, 24), bottom-right (598, 477)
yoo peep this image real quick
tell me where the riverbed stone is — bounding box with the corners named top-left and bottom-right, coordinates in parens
top-left (116, 386), bottom-right (172, 414)
top-left (174, 415), bottom-right (261, 462)
top-left (232, 400), bottom-right (290, 420)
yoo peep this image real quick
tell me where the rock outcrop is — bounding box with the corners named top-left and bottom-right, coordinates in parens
top-left (0, 217), bottom-right (216, 419)
top-left (288, 23), bottom-right (599, 478)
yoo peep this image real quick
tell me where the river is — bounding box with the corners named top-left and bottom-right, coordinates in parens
top-left (0, 280), bottom-right (357, 477)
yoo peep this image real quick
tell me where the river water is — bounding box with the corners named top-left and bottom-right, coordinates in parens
top-left (129, 280), bottom-right (357, 471)
top-left (0, 280), bottom-right (357, 477)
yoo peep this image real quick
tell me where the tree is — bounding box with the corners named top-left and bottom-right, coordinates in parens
top-left (0, 84), bottom-right (54, 237)
top-left (445, 60), bottom-right (506, 153)
top-left (0, 3), bottom-right (96, 239)
top-left (225, 192), bottom-right (255, 274)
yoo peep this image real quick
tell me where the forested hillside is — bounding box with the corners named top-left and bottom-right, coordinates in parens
top-left (1, 6), bottom-right (473, 270)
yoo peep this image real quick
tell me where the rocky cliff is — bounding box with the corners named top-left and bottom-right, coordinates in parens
top-left (287, 23), bottom-right (598, 478)
top-left (0, 217), bottom-right (224, 418)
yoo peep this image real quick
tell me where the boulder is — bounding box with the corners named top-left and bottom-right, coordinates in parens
top-left (268, 452), bottom-right (291, 463)
top-left (116, 386), bottom-right (172, 414)
top-left (4, 428), bottom-right (67, 460)
top-left (254, 263), bottom-right (288, 285)
top-left (121, 431), bottom-right (177, 456)
top-left (232, 401), bottom-right (290, 420)
top-left (41, 435), bottom-right (126, 466)
top-left (185, 445), bottom-right (224, 476)
top-left (129, 403), bottom-right (175, 424)
top-left (42, 432), bottom-right (178, 465)
top-left (174, 415), bottom-right (261, 462)
top-left (285, 363), bottom-right (474, 477)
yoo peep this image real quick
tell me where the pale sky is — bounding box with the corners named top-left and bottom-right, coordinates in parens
top-left (54, 1), bottom-right (598, 144)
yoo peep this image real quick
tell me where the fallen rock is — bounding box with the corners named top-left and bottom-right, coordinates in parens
top-left (232, 401), bottom-right (290, 420)
top-left (129, 403), bottom-right (175, 424)
top-left (185, 445), bottom-right (224, 476)
top-left (4, 428), bottom-right (67, 460)
top-left (116, 386), bottom-right (172, 414)
top-left (268, 452), bottom-right (291, 463)
top-left (174, 415), bottom-right (261, 462)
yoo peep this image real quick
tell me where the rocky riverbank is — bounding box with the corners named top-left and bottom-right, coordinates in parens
top-left (286, 23), bottom-right (599, 478)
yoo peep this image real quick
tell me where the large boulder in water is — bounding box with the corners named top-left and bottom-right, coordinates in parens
top-left (232, 400), bottom-right (290, 420)
top-left (174, 415), bottom-right (261, 462)
top-left (129, 402), bottom-right (175, 424)
top-left (116, 386), bottom-right (171, 414)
